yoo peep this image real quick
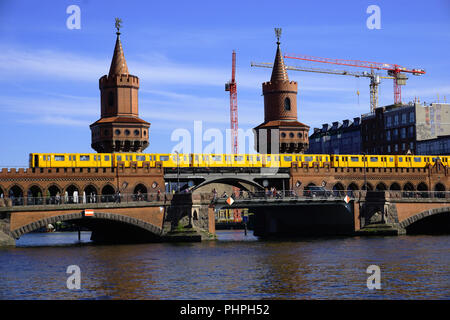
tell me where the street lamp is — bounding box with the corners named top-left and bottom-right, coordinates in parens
top-left (362, 152), bottom-right (367, 191)
top-left (174, 151), bottom-right (180, 193)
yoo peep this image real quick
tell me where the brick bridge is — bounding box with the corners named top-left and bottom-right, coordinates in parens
top-left (0, 161), bottom-right (449, 245)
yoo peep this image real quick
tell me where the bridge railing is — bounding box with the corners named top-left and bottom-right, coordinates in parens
top-left (0, 192), bottom-right (179, 207)
top-left (211, 189), bottom-right (450, 202)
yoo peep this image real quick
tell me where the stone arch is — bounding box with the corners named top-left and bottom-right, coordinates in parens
top-left (389, 182), bottom-right (401, 191)
top-left (133, 183), bottom-right (148, 201)
top-left (434, 182), bottom-right (445, 198)
top-left (375, 182), bottom-right (387, 191)
top-left (398, 207), bottom-right (450, 232)
top-left (362, 182), bottom-right (373, 191)
top-left (417, 182), bottom-right (428, 191)
top-left (64, 184), bottom-right (80, 203)
top-left (346, 182), bottom-right (359, 196)
top-left (403, 182), bottom-right (415, 191)
top-left (332, 182), bottom-right (345, 196)
top-left (402, 182), bottom-right (415, 198)
top-left (191, 177), bottom-right (264, 192)
top-left (27, 185), bottom-right (44, 205)
top-left (10, 212), bottom-right (162, 240)
top-left (83, 184), bottom-right (98, 203)
top-left (417, 182), bottom-right (429, 198)
top-left (101, 184), bottom-right (116, 202)
top-left (8, 185), bottom-right (24, 205)
top-left (46, 184), bottom-right (62, 197)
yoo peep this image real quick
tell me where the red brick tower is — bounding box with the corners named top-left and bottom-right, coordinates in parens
top-left (253, 29), bottom-right (309, 153)
top-left (90, 20), bottom-right (150, 153)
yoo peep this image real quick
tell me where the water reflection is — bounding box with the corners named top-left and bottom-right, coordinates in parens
top-left (0, 231), bottom-right (448, 299)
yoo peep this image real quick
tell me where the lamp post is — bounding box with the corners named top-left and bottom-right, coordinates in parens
top-left (362, 152), bottom-right (367, 191)
top-left (174, 151), bottom-right (180, 193)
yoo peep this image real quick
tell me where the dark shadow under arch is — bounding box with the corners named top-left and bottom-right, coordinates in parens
top-left (399, 207), bottom-right (450, 234)
top-left (11, 212), bottom-right (163, 242)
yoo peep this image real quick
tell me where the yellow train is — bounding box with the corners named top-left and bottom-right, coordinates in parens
top-left (29, 153), bottom-right (449, 169)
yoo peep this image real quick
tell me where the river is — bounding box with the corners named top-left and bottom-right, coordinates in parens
top-left (0, 231), bottom-right (448, 300)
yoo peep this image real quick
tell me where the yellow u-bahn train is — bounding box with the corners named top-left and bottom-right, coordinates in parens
top-left (29, 152), bottom-right (449, 169)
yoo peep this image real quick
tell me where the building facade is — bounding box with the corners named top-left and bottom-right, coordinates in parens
top-left (308, 118), bottom-right (361, 154)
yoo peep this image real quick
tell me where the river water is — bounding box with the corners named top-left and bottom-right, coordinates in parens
top-left (0, 231), bottom-right (448, 300)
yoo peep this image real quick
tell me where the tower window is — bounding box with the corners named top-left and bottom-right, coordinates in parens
top-left (125, 129), bottom-right (130, 136)
top-left (284, 98), bottom-right (291, 111)
top-left (281, 132), bottom-right (286, 138)
top-left (289, 132), bottom-right (294, 138)
top-left (134, 129), bottom-right (140, 136)
top-left (115, 129), bottom-right (121, 135)
top-left (108, 92), bottom-right (114, 107)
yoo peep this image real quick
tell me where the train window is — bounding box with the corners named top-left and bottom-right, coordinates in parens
top-left (343, 157), bottom-right (348, 161)
top-left (105, 155), bottom-right (110, 161)
top-left (296, 156), bottom-right (302, 161)
top-left (55, 155), bottom-right (64, 161)
top-left (284, 156), bottom-right (292, 161)
top-left (160, 156), bottom-right (169, 161)
top-left (432, 157), bottom-right (439, 162)
top-left (414, 157), bottom-right (421, 162)
top-left (235, 156), bottom-right (244, 161)
top-left (389, 157), bottom-right (394, 162)
top-left (351, 157), bottom-right (358, 162)
top-left (126, 155), bottom-right (132, 161)
top-left (266, 156), bottom-right (271, 161)
top-left (425, 157), bottom-right (429, 162)
top-left (117, 156), bottom-right (122, 161)
top-left (80, 155), bottom-right (90, 161)
top-left (398, 157), bottom-right (403, 162)
top-left (325, 157), bottom-right (329, 161)
top-left (256, 156), bottom-right (260, 161)
top-left (136, 156), bottom-right (146, 161)
top-left (304, 156), bottom-right (313, 162)
top-left (370, 157), bottom-right (378, 162)
top-left (195, 155), bottom-right (199, 161)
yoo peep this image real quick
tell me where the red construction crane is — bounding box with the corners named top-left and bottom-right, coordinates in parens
top-left (284, 53), bottom-right (425, 105)
top-left (225, 50), bottom-right (238, 154)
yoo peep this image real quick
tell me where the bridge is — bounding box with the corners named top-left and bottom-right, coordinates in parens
top-left (1, 185), bottom-right (449, 246)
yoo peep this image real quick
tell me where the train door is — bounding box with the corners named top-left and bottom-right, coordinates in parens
top-left (34, 154), bottom-right (39, 167)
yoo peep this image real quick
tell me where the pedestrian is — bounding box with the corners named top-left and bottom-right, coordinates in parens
top-left (157, 189), bottom-right (161, 201)
top-left (56, 192), bottom-right (61, 205)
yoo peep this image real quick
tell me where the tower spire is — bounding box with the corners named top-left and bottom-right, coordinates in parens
top-left (271, 28), bottom-right (288, 82)
top-left (108, 18), bottom-right (129, 77)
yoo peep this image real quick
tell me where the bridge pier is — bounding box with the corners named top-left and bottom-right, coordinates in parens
top-left (0, 213), bottom-right (15, 246)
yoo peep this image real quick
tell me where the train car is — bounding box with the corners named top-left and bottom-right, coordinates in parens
top-left (112, 153), bottom-right (156, 167)
top-left (29, 153), bottom-right (112, 168)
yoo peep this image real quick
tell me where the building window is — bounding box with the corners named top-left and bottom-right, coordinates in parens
top-left (394, 115), bottom-right (399, 126)
top-left (395, 144), bottom-right (398, 152)
top-left (289, 132), bottom-right (294, 138)
top-left (281, 132), bottom-right (286, 138)
top-left (386, 130), bottom-right (391, 141)
top-left (125, 129), bottom-right (130, 136)
top-left (387, 145), bottom-right (391, 153)
top-left (410, 142), bottom-right (414, 150)
top-left (393, 129), bottom-right (398, 140)
top-left (134, 129), bottom-right (140, 136)
top-left (115, 129), bottom-right (121, 135)
top-left (409, 112), bottom-right (414, 123)
top-left (284, 98), bottom-right (291, 111)
top-left (402, 143), bottom-right (406, 150)
top-left (401, 128), bottom-right (406, 139)
top-left (386, 116), bottom-right (392, 127)
top-left (408, 126), bottom-right (414, 138)
top-left (402, 113), bottom-right (407, 124)
top-left (298, 132), bottom-right (303, 138)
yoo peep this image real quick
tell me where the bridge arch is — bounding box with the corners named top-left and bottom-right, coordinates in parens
top-left (417, 182), bottom-right (428, 191)
top-left (389, 182), bottom-right (401, 191)
top-left (11, 211), bottom-right (162, 240)
top-left (101, 184), bottom-right (116, 202)
top-left (191, 177), bottom-right (264, 192)
top-left (399, 206), bottom-right (450, 234)
top-left (46, 184), bottom-right (62, 197)
top-left (332, 182), bottom-right (345, 196)
top-left (403, 182), bottom-right (415, 191)
top-left (375, 182), bottom-right (387, 191)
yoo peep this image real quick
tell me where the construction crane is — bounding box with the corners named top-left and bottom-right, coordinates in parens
top-left (283, 53), bottom-right (426, 106)
top-left (251, 62), bottom-right (394, 113)
top-left (225, 50), bottom-right (238, 154)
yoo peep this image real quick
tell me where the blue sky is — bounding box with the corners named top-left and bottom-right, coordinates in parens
top-left (0, 0), bottom-right (449, 166)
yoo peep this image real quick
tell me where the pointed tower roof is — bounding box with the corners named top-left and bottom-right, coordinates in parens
top-left (270, 40), bottom-right (289, 82)
top-left (108, 31), bottom-right (129, 77)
